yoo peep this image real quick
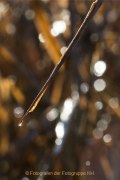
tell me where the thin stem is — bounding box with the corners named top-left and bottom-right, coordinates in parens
top-left (20, 0), bottom-right (103, 125)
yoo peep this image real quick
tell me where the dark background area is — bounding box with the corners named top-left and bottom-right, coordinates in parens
top-left (0, 0), bottom-right (120, 180)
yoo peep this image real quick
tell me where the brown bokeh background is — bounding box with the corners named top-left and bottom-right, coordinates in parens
top-left (0, 0), bottom-right (120, 180)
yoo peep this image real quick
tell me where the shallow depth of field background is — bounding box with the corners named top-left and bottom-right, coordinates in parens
top-left (0, 0), bottom-right (120, 180)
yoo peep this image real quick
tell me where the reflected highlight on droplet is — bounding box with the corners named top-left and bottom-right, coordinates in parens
top-left (95, 101), bottom-right (103, 110)
top-left (46, 108), bottom-right (58, 121)
top-left (13, 106), bottom-right (24, 118)
top-left (97, 119), bottom-right (108, 131)
top-left (80, 82), bottom-right (89, 94)
top-left (93, 128), bottom-right (103, 140)
top-left (103, 134), bottom-right (112, 143)
top-left (51, 20), bottom-right (66, 36)
top-left (18, 122), bottom-right (22, 127)
top-left (55, 138), bottom-right (62, 146)
top-left (55, 122), bottom-right (64, 139)
top-left (38, 33), bottom-right (45, 43)
top-left (109, 97), bottom-right (119, 109)
top-left (60, 98), bottom-right (74, 122)
top-left (93, 60), bottom-right (107, 77)
top-left (94, 79), bottom-right (106, 92)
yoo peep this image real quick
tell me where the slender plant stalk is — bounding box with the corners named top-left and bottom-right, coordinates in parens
top-left (19, 0), bottom-right (103, 126)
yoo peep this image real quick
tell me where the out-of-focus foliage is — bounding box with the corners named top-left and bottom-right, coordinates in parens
top-left (0, 0), bottom-right (120, 180)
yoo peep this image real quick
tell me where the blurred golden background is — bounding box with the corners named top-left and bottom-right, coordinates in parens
top-left (0, 0), bottom-right (120, 180)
